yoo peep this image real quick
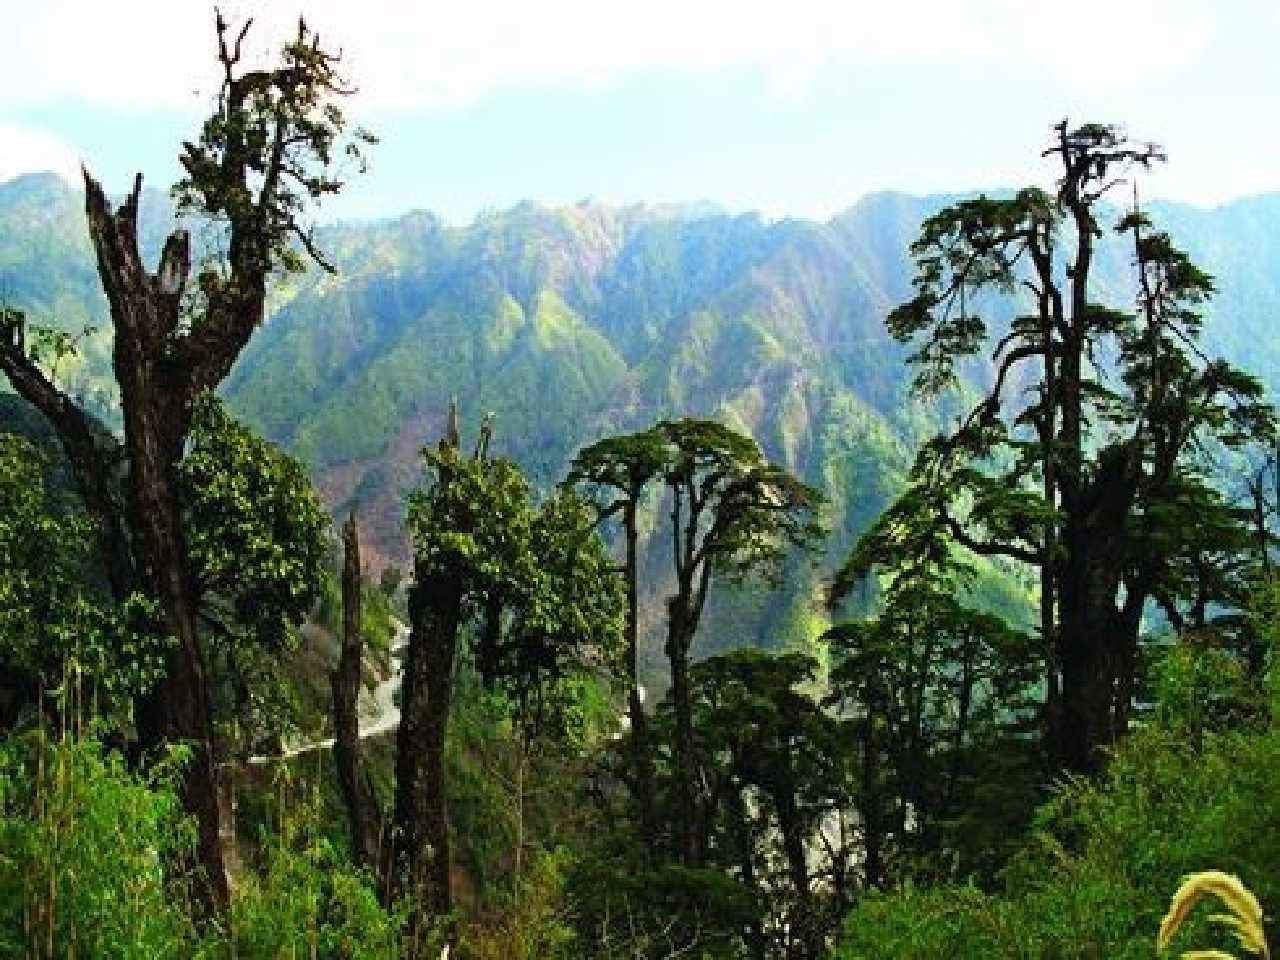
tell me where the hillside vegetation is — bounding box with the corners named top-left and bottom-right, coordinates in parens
top-left (1, 22), bottom-right (1279, 957)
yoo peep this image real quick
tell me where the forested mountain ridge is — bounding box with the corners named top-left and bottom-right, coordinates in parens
top-left (6, 86), bottom-right (1280, 955)
top-left (220, 193), bottom-right (930, 578)
top-left (4, 171), bottom-right (1280, 648)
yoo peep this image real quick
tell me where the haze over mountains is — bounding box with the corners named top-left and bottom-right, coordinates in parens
top-left (4, 170), bottom-right (1280, 657)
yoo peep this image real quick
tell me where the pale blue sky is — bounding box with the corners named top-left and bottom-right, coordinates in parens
top-left (3, 0), bottom-right (1278, 223)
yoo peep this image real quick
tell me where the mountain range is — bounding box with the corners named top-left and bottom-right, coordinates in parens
top-left (3, 171), bottom-right (1280, 661)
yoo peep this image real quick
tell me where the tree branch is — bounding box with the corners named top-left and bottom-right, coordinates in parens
top-left (0, 309), bottom-right (133, 596)
top-left (940, 510), bottom-right (1041, 565)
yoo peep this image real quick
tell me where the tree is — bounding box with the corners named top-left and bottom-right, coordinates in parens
top-left (832, 589), bottom-right (1280, 959)
top-left (478, 488), bottom-right (624, 746)
top-left (688, 648), bottom-right (851, 957)
top-left (331, 511), bottom-right (381, 869)
top-left (868, 121), bottom-right (1272, 774)
top-left (829, 475), bottom-right (1045, 886)
top-left (472, 487), bottom-right (624, 911)
top-left (396, 409), bottom-right (522, 926)
top-left (566, 427), bottom-right (671, 851)
top-left (179, 395), bottom-right (330, 756)
top-left (0, 15), bottom-right (372, 905)
top-left (0, 432), bottom-right (99, 718)
top-left (826, 575), bottom-right (1041, 888)
top-left (569, 419), bottom-right (822, 868)
top-left (395, 414), bottom-right (484, 926)
top-left (656, 418), bottom-right (823, 865)
top-left (395, 410), bottom-right (623, 935)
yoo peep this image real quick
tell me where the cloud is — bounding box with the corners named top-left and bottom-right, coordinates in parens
top-left (0, 0), bottom-right (1223, 113)
top-left (0, 122), bottom-right (83, 183)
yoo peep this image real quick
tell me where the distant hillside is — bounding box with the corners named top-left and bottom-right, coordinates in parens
top-left (3, 172), bottom-right (1280, 663)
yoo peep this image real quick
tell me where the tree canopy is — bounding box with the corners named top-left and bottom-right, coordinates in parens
top-left (837, 121), bottom-right (1275, 773)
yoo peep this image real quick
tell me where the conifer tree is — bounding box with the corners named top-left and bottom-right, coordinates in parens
top-left (844, 121), bottom-right (1274, 773)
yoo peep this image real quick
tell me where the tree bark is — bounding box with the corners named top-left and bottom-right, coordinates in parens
top-left (83, 172), bottom-right (229, 910)
top-left (623, 503), bottom-right (658, 855)
top-left (1056, 442), bottom-right (1143, 774)
top-left (666, 601), bottom-right (699, 865)
top-left (331, 512), bottom-right (381, 869)
top-left (725, 781), bottom-right (766, 960)
top-left (666, 475), bottom-right (713, 867)
top-left (394, 539), bottom-right (463, 933)
top-left (859, 709), bottom-right (884, 889)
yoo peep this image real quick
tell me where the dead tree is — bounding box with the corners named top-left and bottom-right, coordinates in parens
top-left (331, 511), bottom-right (382, 869)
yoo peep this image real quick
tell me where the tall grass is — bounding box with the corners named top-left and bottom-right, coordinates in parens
top-left (0, 723), bottom-right (201, 958)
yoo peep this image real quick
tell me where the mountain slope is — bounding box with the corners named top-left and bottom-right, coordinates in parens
top-left (4, 175), bottom-right (1280, 658)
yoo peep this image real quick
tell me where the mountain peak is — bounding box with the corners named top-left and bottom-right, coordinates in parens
top-left (0, 170), bottom-right (81, 201)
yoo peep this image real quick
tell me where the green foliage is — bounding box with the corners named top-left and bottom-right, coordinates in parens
top-left (501, 489), bottom-right (625, 741)
top-left (408, 442), bottom-right (534, 590)
top-left (833, 637), bottom-right (1280, 958)
top-left (361, 579), bottom-right (399, 658)
top-left (688, 648), bottom-right (852, 951)
top-left (568, 416), bottom-right (824, 887)
top-left (460, 848), bottom-right (578, 959)
top-left (658, 417), bottom-right (826, 585)
top-left (847, 120), bottom-right (1275, 778)
top-left (182, 394), bottom-right (330, 649)
top-left (173, 15), bottom-right (375, 280)
top-left (12, 116), bottom-right (1280, 957)
top-left (0, 434), bottom-right (171, 725)
top-left (825, 477), bottom-right (1044, 891)
top-left (409, 440), bottom-right (625, 738)
top-left (440, 666), bottom-right (614, 944)
top-left (178, 395), bottom-right (331, 753)
top-left (0, 722), bottom-right (414, 958)
top-left (227, 781), bottom-right (409, 958)
top-left (1148, 638), bottom-right (1264, 743)
top-left (0, 730), bottom-right (201, 957)
top-left (0, 433), bottom-right (97, 665)
top-left (568, 427), bottom-right (672, 508)
top-left (567, 856), bottom-right (759, 959)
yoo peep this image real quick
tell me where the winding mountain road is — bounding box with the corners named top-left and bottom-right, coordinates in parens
top-left (248, 621), bottom-right (408, 765)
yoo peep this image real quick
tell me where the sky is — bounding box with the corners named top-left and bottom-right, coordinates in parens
top-left (2, 0), bottom-right (1278, 224)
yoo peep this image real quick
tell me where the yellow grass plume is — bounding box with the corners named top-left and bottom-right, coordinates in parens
top-left (1158, 871), bottom-right (1269, 958)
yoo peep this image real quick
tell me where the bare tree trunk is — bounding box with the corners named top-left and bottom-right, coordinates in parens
top-left (1056, 443), bottom-right (1143, 775)
top-left (623, 507), bottom-right (657, 854)
top-left (666, 609), bottom-right (698, 865)
top-left (331, 512), bottom-right (380, 868)
top-left (394, 549), bottom-right (463, 940)
top-left (859, 710), bottom-right (884, 889)
top-left (726, 782), bottom-right (765, 960)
